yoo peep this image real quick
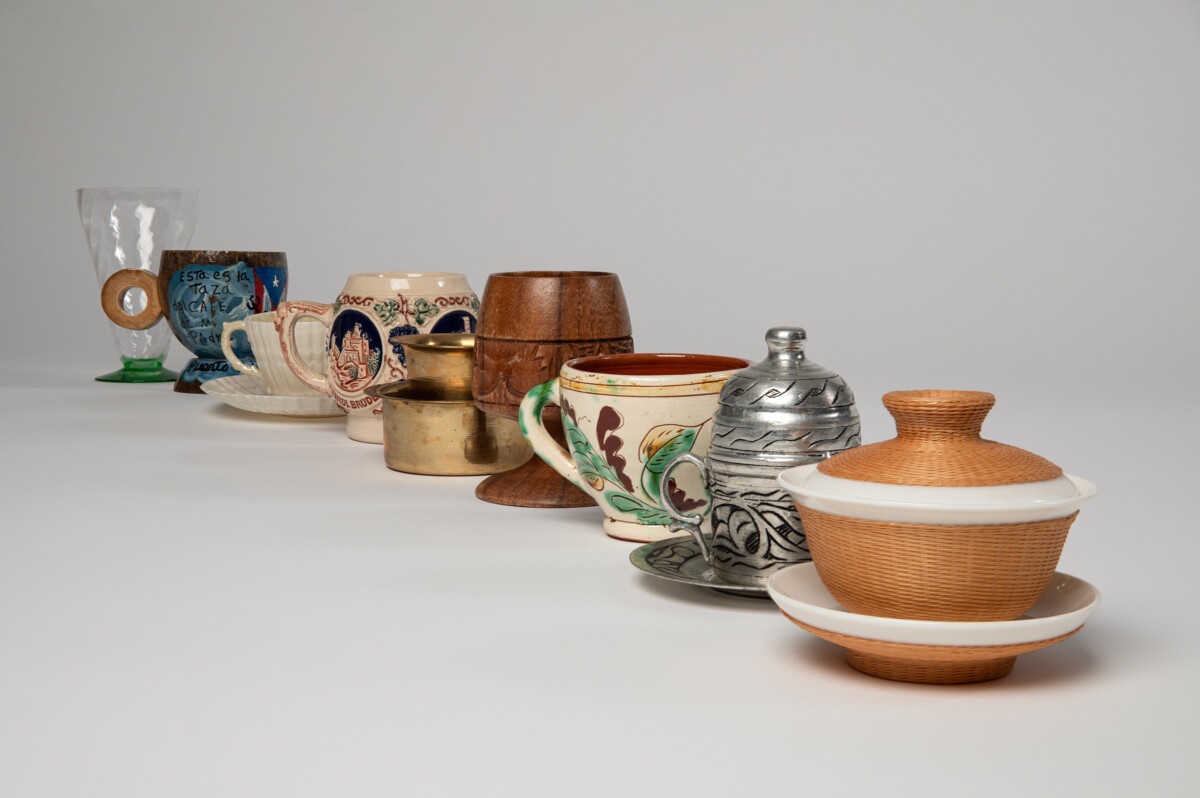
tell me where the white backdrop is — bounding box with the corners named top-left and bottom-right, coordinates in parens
top-left (4, 0), bottom-right (1197, 398)
top-left (2, 1), bottom-right (1199, 796)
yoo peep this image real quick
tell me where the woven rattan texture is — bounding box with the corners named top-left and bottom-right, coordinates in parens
top-left (818, 390), bottom-right (1062, 487)
top-left (785, 613), bottom-right (1082, 684)
top-left (798, 506), bottom-right (1078, 621)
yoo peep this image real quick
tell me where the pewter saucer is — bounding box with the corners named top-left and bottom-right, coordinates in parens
top-left (630, 535), bottom-right (769, 598)
top-left (201, 375), bottom-right (344, 418)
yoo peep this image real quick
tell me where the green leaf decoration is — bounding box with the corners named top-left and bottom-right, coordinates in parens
top-left (519, 380), bottom-right (558, 437)
top-left (640, 428), bottom-right (698, 501)
top-left (644, 428), bottom-right (696, 474)
top-left (564, 415), bottom-right (623, 487)
top-left (606, 492), bottom-right (672, 525)
top-left (413, 298), bottom-right (441, 326)
top-left (374, 300), bottom-right (400, 325)
top-left (642, 470), bottom-right (660, 503)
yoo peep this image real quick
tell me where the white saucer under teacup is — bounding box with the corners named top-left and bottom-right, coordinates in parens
top-left (767, 563), bottom-right (1100, 684)
top-left (201, 375), bottom-right (343, 417)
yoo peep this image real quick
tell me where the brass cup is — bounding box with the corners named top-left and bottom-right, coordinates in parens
top-left (398, 333), bottom-right (476, 396)
top-left (368, 333), bottom-right (532, 475)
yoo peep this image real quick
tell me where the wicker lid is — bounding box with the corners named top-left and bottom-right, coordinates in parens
top-left (709, 327), bottom-right (860, 466)
top-left (817, 390), bottom-right (1062, 487)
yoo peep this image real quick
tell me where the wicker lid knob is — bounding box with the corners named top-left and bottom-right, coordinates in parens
top-left (885, 390), bottom-right (994, 442)
top-left (818, 389), bottom-right (1063, 487)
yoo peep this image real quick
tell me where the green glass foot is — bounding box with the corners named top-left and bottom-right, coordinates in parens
top-left (95, 358), bottom-right (180, 383)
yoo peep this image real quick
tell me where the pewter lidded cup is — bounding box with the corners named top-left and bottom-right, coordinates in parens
top-left (660, 327), bottom-right (861, 586)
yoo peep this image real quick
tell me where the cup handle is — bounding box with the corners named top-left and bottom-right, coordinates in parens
top-left (518, 379), bottom-right (585, 491)
top-left (661, 452), bottom-right (713, 563)
top-left (276, 301), bottom-right (333, 396)
top-left (220, 319), bottom-right (257, 377)
top-left (100, 269), bottom-right (163, 330)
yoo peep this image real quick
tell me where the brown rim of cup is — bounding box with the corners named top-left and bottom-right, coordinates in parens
top-left (488, 270), bottom-right (615, 279)
top-left (566, 352), bottom-right (750, 377)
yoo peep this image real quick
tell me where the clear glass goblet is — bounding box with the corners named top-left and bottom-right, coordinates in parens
top-left (78, 187), bottom-right (199, 382)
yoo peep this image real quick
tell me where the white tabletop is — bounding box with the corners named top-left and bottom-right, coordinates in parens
top-left (2, 368), bottom-right (1197, 797)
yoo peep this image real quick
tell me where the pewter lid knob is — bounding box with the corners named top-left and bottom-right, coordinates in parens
top-left (766, 326), bottom-right (807, 356)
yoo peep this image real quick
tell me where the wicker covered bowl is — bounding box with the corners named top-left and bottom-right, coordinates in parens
top-left (777, 390), bottom-right (1097, 622)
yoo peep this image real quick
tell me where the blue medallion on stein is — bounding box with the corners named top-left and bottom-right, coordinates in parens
top-left (390, 308), bottom-right (477, 369)
top-left (430, 310), bottom-right (477, 334)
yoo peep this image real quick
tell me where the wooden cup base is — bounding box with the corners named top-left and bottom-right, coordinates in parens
top-left (473, 408), bottom-right (596, 508)
top-left (475, 455), bottom-right (596, 508)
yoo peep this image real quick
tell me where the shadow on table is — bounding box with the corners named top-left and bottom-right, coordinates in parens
top-left (206, 403), bottom-right (346, 426)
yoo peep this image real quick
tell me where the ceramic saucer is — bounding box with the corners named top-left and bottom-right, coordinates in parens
top-left (201, 375), bottom-right (344, 418)
top-left (630, 535), bottom-right (769, 598)
top-left (767, 563), bottom-right (1100, 683)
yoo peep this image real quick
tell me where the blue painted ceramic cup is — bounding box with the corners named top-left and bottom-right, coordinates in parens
top-left (102, 250), bottom-right (288, 392)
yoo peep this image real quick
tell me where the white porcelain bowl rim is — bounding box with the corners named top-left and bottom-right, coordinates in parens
top-left (777, 463), bottom-right (1097, 524)
top-left (767, 563), bottom-right (1101, 647)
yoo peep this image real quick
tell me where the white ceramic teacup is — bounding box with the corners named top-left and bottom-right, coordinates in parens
top-left (220, 312), bottom-right (327, 396)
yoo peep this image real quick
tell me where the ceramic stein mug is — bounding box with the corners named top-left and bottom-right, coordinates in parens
top-left (219, 312), bottom-right (329, 397)
top-left (276, 272), bottom-right (479, 443)
top-left (518, 353), bottom-right (750, 542)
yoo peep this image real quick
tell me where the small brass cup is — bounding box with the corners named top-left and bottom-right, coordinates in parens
top-left (403, 333), bottom-right (475, 395)
top-left (368, 334), bottom-right (531, 475)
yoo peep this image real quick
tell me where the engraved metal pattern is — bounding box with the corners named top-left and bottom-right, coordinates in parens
top-left (722, 376), bottom-right (854, 410)
top-left (711, 421), bottom-right (861, 461)
top-left (690, 459), bottom-right (812, 586)
top-left (711, 327), bottom-right (860, 465)
top-left (630, 535), bottom-right (769, 598)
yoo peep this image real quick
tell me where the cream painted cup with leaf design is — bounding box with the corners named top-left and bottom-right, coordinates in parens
top-left (518, 353), bottom-right (751, 542)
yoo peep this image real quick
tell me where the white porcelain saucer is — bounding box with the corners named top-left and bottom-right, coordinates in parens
top-left (201, 375), bottom-right (344, 418)
top-left (767, 563), bottom-right (1100, 683)
top-left (768, 563), bottom-right (1100, 647)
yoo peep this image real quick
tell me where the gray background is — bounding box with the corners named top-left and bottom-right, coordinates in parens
top-left (2, 1), bottom-right (1199, 796)
top-left (5, 0), bottom-right (1198, 402)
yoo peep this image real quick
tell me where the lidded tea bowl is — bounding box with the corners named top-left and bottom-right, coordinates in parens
top-left (660, 327), bottom-right (861, 586)
top-left (778, 389), bottom-right (1097, 621)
